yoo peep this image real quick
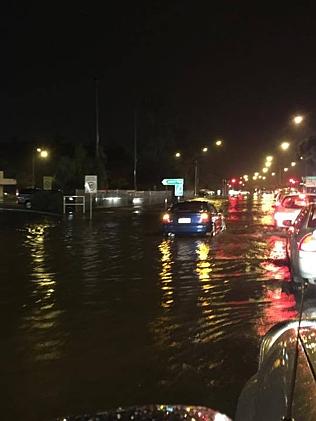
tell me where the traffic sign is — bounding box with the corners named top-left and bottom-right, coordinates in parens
top-left (162, 178), bottom-right (184, 186)
top-left (304, 176), bottom-right (316, 187)
top-left (161, 178), bottom-right (184, 196)
top-left (175, 183), bottom-right (184, 196)
top-left (85, 175), bottom-right (98, 194)
top-left (43, 176), bottom-right (53, 190)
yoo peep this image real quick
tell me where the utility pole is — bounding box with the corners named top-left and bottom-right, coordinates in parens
top-left (194, 159), bottom-right (198, 196)
top-left (95, 78), bottom-right (100, 159)
top-left (133, 108), bottom-right (137, 191)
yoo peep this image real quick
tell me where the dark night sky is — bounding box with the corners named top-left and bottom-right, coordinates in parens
top-left (1, 1), bottom-right (316, 176)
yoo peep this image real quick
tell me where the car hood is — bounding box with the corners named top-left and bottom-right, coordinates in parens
top-left (58, 404), bottom-right (231, 420)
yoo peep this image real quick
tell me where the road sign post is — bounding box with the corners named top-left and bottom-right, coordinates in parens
top-left (161, 178), bottom-right (184, 199)
top-left (85, 175), bottom-right (98, 220)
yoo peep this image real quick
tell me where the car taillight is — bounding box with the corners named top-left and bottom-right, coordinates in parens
top-left (162, 213), bottom-right (171, 223)
top-left (200, 212), bottom-right (209, 223)
top-left (299, 232), bottom-right (316, 252)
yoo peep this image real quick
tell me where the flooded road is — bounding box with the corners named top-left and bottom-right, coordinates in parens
top-left (0, 196), bottom-right (298, 420)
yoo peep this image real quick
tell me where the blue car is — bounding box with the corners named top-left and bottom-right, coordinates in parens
top-left (161, 199), bottom-right (225, 236)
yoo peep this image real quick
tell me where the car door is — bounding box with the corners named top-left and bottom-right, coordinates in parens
top-left (208, 204), bottom-right (220, 233)
top-left (290, 207), bottom-right (311, 278)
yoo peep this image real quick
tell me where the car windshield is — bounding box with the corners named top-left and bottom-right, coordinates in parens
top-left (171, 201), bottom-right (209, 212)
top-left (281, 194), bottom-right (316, 209)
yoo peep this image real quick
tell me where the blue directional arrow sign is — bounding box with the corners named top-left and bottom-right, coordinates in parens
top-left (162, 178), bottom-right (184, 196)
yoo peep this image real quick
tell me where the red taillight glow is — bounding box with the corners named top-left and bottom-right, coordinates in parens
top-left (299, 232), bottom-right (316, 252)
top-left (200, 212), bottom-right (209, 223)
top-left (162, 213), bottom-right (171, 223)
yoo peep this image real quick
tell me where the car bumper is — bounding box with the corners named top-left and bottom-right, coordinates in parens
top-left (162, 223), bottom-right (211, 234)
top-left (299, 251), bottom-right (316, 283)
top-left (274, 211), bottom-right (300, 228)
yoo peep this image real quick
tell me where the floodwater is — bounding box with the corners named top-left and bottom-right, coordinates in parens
top-left (0, 195), bottom-right (298, 420)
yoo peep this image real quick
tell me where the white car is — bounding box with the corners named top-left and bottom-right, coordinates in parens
top-left (235, 319), bottom-right (316, 420)
top-left (287, 203), bottom-right (316, 284)
top-left (273, 193), bottom-right (316, 228)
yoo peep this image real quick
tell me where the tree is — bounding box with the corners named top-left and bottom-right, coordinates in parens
top-left (298, 136), bottom-right (316, 176)
top-left (54, 143), bottom-right (108, 192)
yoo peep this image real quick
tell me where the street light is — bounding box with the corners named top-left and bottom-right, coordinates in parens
top-left (202, 147), bottom-right (208, 153)
top-left (262, 167), bottom-right (268, 173)
top-left (284, 167), bottom-right (289, 172)
top-left (215, 139), bottom-right (223, 147)
top-left (175, 152), bottom-right (181, 158)
top-left (280, 141), bottom-right (290, 151)
top-left (293, 114), bottom-right (304, 126)
top-left (32, 147), bottom-right (49, 187)
top-left (291, 161), bottom-right (296, 167)
top-left (266, 155), bottom-right (273, 162)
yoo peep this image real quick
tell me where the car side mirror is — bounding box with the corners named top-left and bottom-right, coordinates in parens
top-left (283, 220), bottom-right (292, 227)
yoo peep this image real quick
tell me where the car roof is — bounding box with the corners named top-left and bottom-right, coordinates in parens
top-left (189, 197), bottom-right (216, 204)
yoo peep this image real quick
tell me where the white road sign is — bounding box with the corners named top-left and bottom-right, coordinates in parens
top-left (304, 176), bottom-right (316, 187)
top-left (161, 178), bottom-right (184, 196)
top-left (85, 175), bottom-right (98, 193)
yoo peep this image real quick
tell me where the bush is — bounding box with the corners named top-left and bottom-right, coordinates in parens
top-left (31, 190), bottom-right (63, 213)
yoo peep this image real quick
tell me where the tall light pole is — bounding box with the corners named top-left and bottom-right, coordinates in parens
top-left (95, 79), bottom-right (100, 159)
top-left (194, 159), bottom-right (198, 196)
top-left (32, 148), bottom-right (48, 187)
top-left (133, 108), bottom-right (137, 191)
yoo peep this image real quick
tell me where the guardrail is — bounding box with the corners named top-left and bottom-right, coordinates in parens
top-left (75, 189), bottom-right (175, 208)
top-left (63, 195), bottom-right (85, 214)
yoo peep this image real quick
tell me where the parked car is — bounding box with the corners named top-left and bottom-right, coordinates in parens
top-left (235, 318), bottom-right (316, 420)
top-left (161, 199), bottom-right (225, 236)
top-left (16, 187), bottom-right (42, 208)
top-left (16, 188), bottom-right (63, 213)
top-left (273, 193), bottom-right (316, 229)
top-left (286, 203), bottom-right (316, 284)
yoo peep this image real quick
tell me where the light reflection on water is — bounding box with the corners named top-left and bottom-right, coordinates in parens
top-left (23, 223), bottom-right (64, 362)
top-left (0, 198), bottom-right (300, 420)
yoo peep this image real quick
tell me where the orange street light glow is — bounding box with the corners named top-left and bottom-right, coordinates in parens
top-left (280, 142), bottom-right (290, 151)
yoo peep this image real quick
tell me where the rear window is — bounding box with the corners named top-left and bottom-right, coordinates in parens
top-left (171, 201), bottom-right (208, 212)
top-left (281, 195), bottom-right (316, 209)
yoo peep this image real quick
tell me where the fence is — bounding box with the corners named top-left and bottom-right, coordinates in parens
top-left (74, 189), bottom-right (196, 209)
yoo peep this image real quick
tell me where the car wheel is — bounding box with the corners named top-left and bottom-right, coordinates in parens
top-left (25, 201), bottom-right (32, 209)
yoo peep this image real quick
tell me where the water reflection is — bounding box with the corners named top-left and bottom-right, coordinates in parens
top-left (0, 197), bottom-right (311, 420)
top-left (196, 241), bottom-right (213, 289)
top-left (158, 239), bottom-right (174, 309)
top-left (23, 222), bottom-right (63, 361)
